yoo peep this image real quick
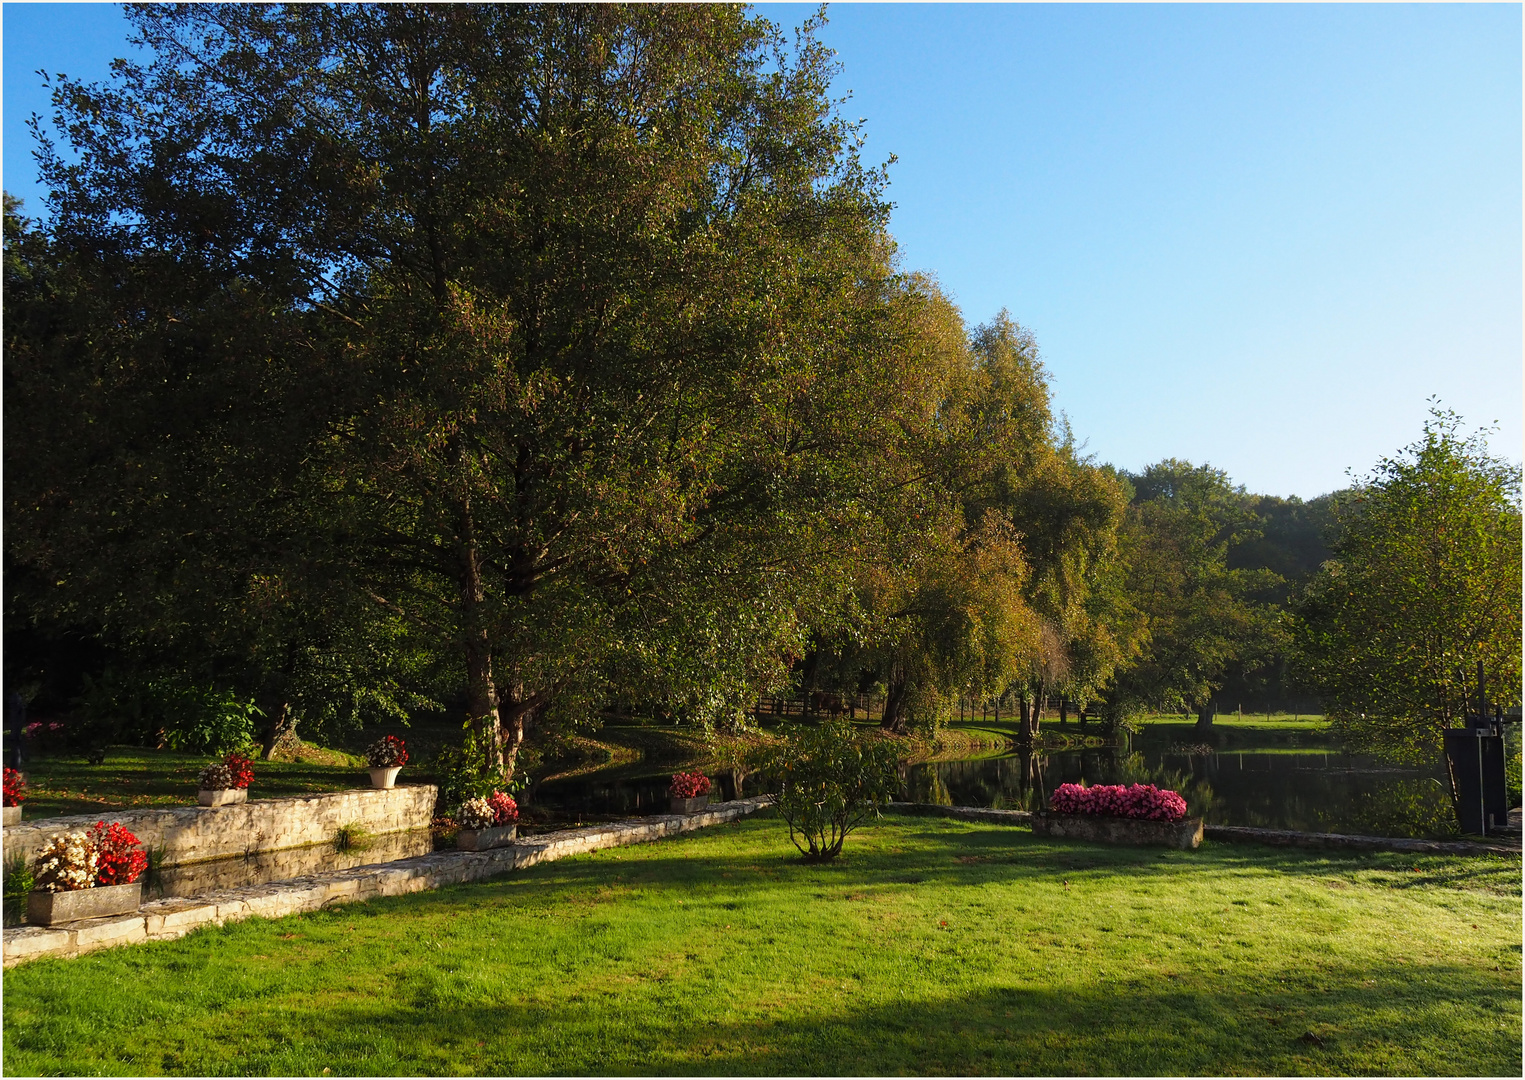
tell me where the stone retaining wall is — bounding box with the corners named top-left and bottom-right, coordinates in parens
top-left (2, 796), bottom-right (773, 967)
top-left (1, 785), bottom-right (437, 870)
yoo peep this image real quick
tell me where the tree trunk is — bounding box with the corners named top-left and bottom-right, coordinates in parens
top-left (1059, 697), bottom-right (1068, 725)
top-left (880, 661), bottom-right (912, 734)
top-left (259, 699), bottom-right (295, 761)
top-left (1195, 699), bottom-right (1215, 729)
top-left (457, 487), bottom-right (503, 770)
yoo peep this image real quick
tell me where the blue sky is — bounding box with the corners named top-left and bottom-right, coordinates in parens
top-left (5, 2), bottom-right (1520, 498)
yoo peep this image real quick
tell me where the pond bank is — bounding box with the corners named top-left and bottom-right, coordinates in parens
top-left (887, 802), bottom-right (1522, 856)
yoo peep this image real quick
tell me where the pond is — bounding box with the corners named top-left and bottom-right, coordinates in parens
top-left (904, 746), bottom-right (1458, 838)
top-left (526, 726), bottom-right (1476, 840)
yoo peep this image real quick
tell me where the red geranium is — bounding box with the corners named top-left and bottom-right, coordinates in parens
top-left (87, 820), bottom-right (148, 886)
top-left (669, 772), bottom-right (712, 799)
top-left (223, 753), bottom-right (255, 789)
top-left (3, 766), bottom-right (25, 807)
top-left (487, 790), bottom-right (518, 826)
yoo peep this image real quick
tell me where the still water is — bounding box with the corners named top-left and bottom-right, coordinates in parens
top-left (528, 736), bottom-right (1463, 839)
top-left (905, 747), bottom-right (1457, 838)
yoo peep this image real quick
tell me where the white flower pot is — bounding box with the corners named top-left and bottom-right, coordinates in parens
top-left (27, 881), bottom-right (143, 925)
top-left (198, 787), bottom-right (248, 807)
top-left (3, 804), bottom-right (20, 826)
top-left (369, 766), bottom-right (402, 789)
top-left (456, 824), bottom-right (517, 851)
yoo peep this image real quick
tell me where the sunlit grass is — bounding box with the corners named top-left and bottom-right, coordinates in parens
top-left (12, 749), bottom-right (365, 818)
top-left (3, 813), bottom-right (1518, 1076)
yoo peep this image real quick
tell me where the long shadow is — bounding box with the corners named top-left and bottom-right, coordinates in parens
top-left (88, 957), bottom-right (1516, 1076)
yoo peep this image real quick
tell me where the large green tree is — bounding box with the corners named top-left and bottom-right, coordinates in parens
top-left (11, 4), bottom-right (957, 776)
top-left (1105, 459), bottom-right (1281, 727)
top-left (1294, 411), bottom-right (1522, 768)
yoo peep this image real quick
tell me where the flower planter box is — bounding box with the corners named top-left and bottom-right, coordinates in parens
top-left (1033, 812), bottom-right (1203, 850)
top-left (27, 881), bottom-right (143, 926)
top-left (369, 766), bottom-right (402, 789)
top-left (3, 804), bottom-right (20, 826)
top-left (670, 796), bottom-right (710, 815)
top-left (456, 824), bottom-right (517, 851)
top-left (197, 788), bottom-right (248, 807)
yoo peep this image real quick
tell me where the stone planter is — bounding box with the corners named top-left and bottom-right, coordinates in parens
top-left (197, 787), bottom-right (248, 807)
top-left (3, 804), bottom-right (21, 826)
top-left (368, 766), bottom-right (402, 789)
top-left (456, 823), bottom-right (517, 851)
top-left (27, 881), bottom-right (143, 926)
top-left (1033, 812), bottom-right (1203, 850)
top-left (670, 795), bottom-right (710, 814)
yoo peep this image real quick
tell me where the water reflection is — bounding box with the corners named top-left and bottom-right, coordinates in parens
top-left (905, 747), bottom-right (1455, 838)
top-left (146, 828), bottom-right (435, 899)
top-left (525, 736), bottom-right (1460, 840)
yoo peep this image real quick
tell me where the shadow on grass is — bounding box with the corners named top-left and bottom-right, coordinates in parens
top-left (188, 958), bottom-right (1522, 1076)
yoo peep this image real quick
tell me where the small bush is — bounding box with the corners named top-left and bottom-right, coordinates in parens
top-left (333, 823), bottom-right (374, 853)
top-left (757, 719), bottom-right (901, 862)
top-left (434, 722), bottom-right (520, 814)
top-left (74, 668), bottom-right (261, 756)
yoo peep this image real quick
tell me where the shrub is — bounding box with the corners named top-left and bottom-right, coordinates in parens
top-left (1049, 782), bottom-right (1187, 822)
top-left (3, 767), bottom-right (25, 807)
top-left (758, 719), bottom-right (901, 862)
top-left (434, 722), bottom-right (519, 814)
top-left (76, 670), bottom-right (261, 756)
top-left (669, 772), bottom-right (712, 799)
top-left (365, 734), bottom-right (409, 768)
top-left (333, 823), bottom-right (375, 853)
top-left (3, 853), bottom-right (35, 923)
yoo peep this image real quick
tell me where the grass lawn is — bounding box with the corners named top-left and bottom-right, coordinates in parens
top-left (12, 749), bottom-right (365, 818)
top-left (3, 814), bottom-right (1519, 1076)
top-left (1137, 713), bottom-right (1329, 732)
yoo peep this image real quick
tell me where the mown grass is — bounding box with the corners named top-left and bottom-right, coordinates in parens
top-left (12, 749), bottom-right (364, 818)
top-left (3, 813), bottom-right (1518, 1076)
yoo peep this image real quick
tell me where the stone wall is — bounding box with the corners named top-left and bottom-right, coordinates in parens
top-left (1, 786), bottom-right (437, 870)
top-left (2, 796), bottom-right (774, 967)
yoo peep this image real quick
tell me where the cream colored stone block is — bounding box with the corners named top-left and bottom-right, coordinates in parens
top-left (3, 925), bottom-right (73, 963)
top-left (73, 916), bottom-right (147, 949)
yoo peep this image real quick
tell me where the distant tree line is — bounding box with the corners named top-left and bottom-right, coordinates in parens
top-left (5, 5), bottom-right (1519, 788)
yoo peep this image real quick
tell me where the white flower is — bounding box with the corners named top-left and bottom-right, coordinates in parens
top-left (33, 831), bottom-right (98, 892)
top-left (458, 797), bottom-right (495, 831)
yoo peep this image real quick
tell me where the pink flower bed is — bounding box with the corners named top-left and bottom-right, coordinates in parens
top-left (1049, 782), bottom-right (1188, 822)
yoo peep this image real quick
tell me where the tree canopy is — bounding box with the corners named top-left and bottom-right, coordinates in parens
top-left (1293, 410), bottom-right (1523, 764)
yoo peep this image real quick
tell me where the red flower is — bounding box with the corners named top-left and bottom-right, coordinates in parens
top-left (88, 821), bottom-right (148, 886)
top-left (2, 767), bottom-right (25, 807)
top-left (669, 772), bottom-right (712, 799)
top-left (223, 753), bottom-right (255, 789)
top-left (487, 790), bottom-right (518, 826)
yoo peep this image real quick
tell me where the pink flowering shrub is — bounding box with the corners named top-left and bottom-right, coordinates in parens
top-left (1050, 782), bottom-right (1188, 822)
